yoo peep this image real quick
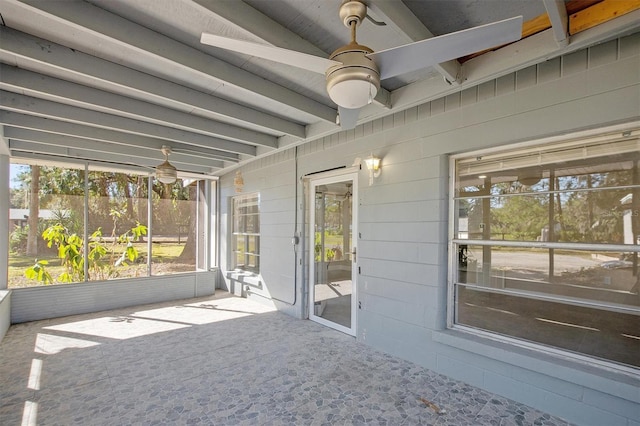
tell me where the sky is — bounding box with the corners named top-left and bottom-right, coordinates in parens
top-left (9, 164), bottom-right (28, 189)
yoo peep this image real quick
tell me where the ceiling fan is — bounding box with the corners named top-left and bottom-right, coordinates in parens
top-left (201, 0), bottom-right (523, 130)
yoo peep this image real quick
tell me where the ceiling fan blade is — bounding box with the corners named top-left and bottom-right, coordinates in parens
top-left (368, 16), bottom-right (523, 80)
top-left (338, 106), bottom-right (360, 130)
top-left (200, 33), bottom-right (340, 74)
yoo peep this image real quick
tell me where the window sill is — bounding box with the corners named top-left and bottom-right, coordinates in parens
top-left (433, 328), bottom-right (640, 403)
top-left (227, 270), bottom-right (262, 288)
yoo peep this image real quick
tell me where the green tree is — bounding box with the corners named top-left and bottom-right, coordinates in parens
top-left (492, 193), bottom-right (548, 240)
top-left (26, 221), bottom-right (147, 284)
top-left (26, 165), bottom-right (40, 257)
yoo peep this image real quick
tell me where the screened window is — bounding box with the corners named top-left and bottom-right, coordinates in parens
top-left (232, 193), bottom-right (260, 273)
top-left (8, 160), bottom-right (213, 288)
top-left (451, 130), bottom-right (640, 369)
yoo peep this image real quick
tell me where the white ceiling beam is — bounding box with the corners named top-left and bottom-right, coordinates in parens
top-left (8, 139), bottom-right (216, 174)
top-left (0, 127), bottom-right (8, 155)
top-left (0, 91), bottom-right (257, 157)
top-left (193, 0), bottom-right (329, 56)
top-left (0, 64), bottom-right (277, 149)
top-left (0, 111), bottom-right (239, 163)
top-left (0, 27), bottom-right (304, 139)
top-left (12, 151), bottom-right (153, 175)
top-left (542, 0), bottom-right (570, 47)
top-left (4, 0), bottom-right (337, 124)
top-left (192, 0), bottom-right (391, 109)
top-left (4, 127), bottom-right (224, 170)
top-left (367, 0), bottom-right (462, 84)
top-left (278, 8), bottom-right (640, 158)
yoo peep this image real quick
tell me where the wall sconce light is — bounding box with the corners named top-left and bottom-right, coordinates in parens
top-left (364, 154), bottom-right (381, 186)
top-left (234, 170), bottom-right (244, 193)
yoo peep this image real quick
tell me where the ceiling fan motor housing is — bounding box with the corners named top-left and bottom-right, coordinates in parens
top-left (339, 0), bottom-right (367, 28)
top-left (326, 43), bottom-right (380, 109)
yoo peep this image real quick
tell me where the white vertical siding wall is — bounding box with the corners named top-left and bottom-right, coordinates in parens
top-left (218, 33), bottom-right (640, 426)
top-left (219, 149), bottom-right (300, 317)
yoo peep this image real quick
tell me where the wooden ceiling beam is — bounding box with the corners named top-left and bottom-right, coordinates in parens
top-left (570, 0), bottom-right (640, 34)
top-left (462, 0), bottom-right (634, 62)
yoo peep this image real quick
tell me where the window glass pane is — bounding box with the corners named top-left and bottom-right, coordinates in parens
top-left (87, 171), bottom-right (148, 281)
top-left (455, 137), bottom-right (639, 193)
top-left (555, 188), bottom-right (635, 244)
top-left (453, 132), bottom-right (640, 368)
top-left (9, 163), bottom-right (212, 285)
top-left (457, 182), bottom-right (638, 244)
top-left (9, 163), bottom-right (86, 287)
top-left (231, 193), bottom-right (260, 273)
top-left (456, 285), bottom-right (640, 368)
top-left (246, 255), bottom-right (259, 271)
top-left (456, 244), bottom-right (639, 307)
top-left (151, 178), bottom-right (204, 275)
top-left (235, 245), bottom-right (244, 268)
top-left (247, 235), bottom-right (258, 254)
top-left (457, 194), bottom-right (549, 241)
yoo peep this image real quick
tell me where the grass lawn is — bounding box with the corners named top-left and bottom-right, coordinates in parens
top-left (9, 242), bottom-right (193, 288)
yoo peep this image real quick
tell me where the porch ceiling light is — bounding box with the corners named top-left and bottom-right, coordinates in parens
top-left (518, 170), bottom-right (542, 186)
top-left (156, 145), bottom-right (177, 184)
top-left (234, 170), bottom-right (244, 193)
top-left (364, 153), bottom-right (381, 186)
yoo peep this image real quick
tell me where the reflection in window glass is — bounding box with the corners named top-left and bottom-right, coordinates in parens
top-left (458, 245), bottom-right (638, 302)
top-left (452, 133), bottom-right (640, 368)
top-left (232, 193), bottom-right (260, 273)
top-left (456, 285), bottom-right (639, 367)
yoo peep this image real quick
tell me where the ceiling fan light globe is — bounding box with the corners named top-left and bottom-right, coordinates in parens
top-left (326, 45), bottom-right (380, 110)
top-left (156, 160), bottom-right (178, 184)
top-left (328, 79), bottom-right (378, 109)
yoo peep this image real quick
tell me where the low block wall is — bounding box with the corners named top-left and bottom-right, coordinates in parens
top-left (10, 271), bottom-right (217, 323)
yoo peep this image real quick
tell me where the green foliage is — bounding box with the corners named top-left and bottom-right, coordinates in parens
top-left (314, 232), bottom-right (341, 262)
top-left (9, 226), bottom-right (29, 254)
top-left (463, 173), bottom-right (630, 244)
top-left (325, 248), bottom-right (335, 261)
top-left (491, 194), bottom-right (548, 240)
top-left (314, 232), bottom-right (322, 262)
top-left (24, 259), bottom-right (53, 285)
top-left (25, 222), bottom-right (148, 284)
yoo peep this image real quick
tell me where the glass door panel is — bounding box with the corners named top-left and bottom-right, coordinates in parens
top-left (309, 174), bottom-right (357, 335)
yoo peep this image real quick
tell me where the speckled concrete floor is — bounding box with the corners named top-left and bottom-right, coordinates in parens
top-left (0, 292), bottom-right (572, 425)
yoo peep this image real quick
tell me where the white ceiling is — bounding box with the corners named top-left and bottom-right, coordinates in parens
top-left (0, 0), bottom-right (638, 177)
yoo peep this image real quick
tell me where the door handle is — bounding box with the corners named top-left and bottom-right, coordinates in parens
top-left (351, 247), bottom-right (356, 263)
